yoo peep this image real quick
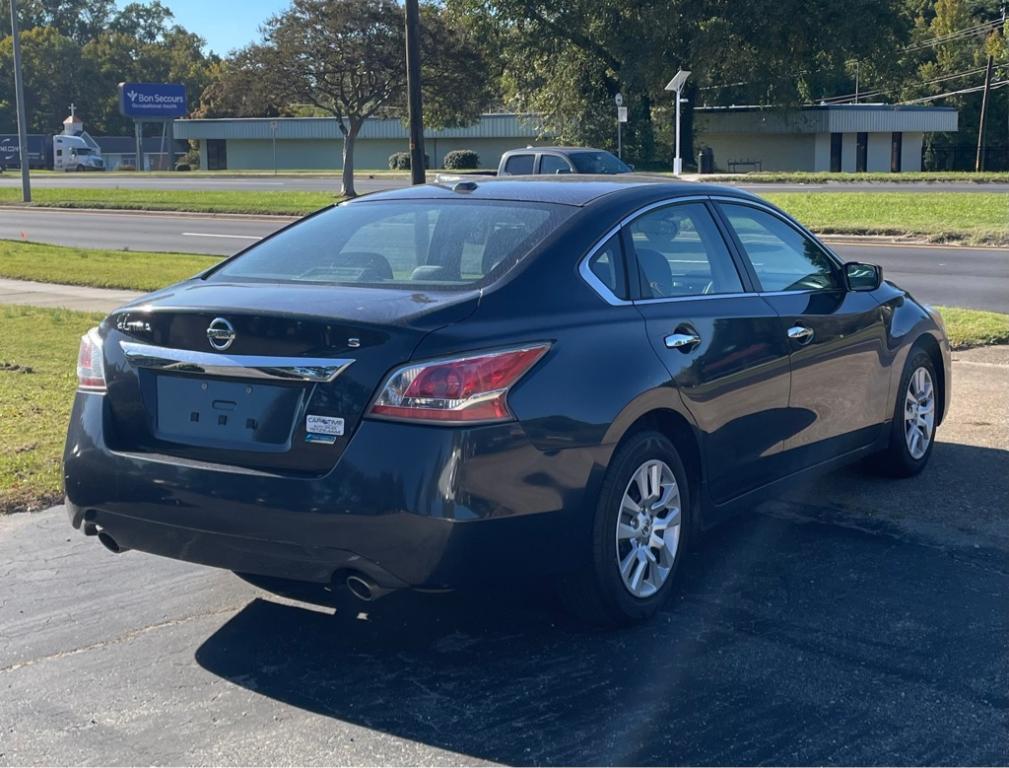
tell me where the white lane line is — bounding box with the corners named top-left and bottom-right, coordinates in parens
top-left (182, 232), bottom-right (263, 240)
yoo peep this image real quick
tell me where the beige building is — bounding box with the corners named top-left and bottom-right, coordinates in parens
top-left (695, 104), bottom-right (958, 173)
top-left (173, 114), bottom-right (547, 171)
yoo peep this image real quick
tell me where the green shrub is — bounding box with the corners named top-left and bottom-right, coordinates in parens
top-left (174, 163), bottom-right (191, 172)
top-left (388, 151), bottom-right (430, 170)
top-left (443, 149), bottom-right (480, 170)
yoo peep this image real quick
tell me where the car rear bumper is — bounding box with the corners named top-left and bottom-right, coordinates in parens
top-left (64, 393), bottom-right (600, 589)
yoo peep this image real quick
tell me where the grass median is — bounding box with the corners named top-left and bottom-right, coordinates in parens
top-left (702, 171), bottom-right (1009, 184)
top-left (1, 303), bottom-right (1006, 515)
top-left (762, 192), bottom-right (1008, 245)
top-left (0, 188), bottom-right (1005, 245)
top-left (0, 187), bottom-right (338, 216)
top-left (0, 240), bottom-right (220, 291)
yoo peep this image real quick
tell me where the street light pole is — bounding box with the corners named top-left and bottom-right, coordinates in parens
top-left (665, 70), bottom-right (691, 176)
top-left (9, 0), bottom-right (31, 202)
top-left (404, 0), bottom-right (425, 185)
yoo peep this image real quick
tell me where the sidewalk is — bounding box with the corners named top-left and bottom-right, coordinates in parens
top-left (0, 278), bottom-right (141, 313)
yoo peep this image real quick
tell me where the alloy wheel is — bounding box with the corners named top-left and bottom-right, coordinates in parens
top-left (615, 459), bottom-right (681, 598)
top-left (904, 366), bottom-right (935, 460)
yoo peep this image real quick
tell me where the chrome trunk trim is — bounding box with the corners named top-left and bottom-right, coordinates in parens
top-left (119, 341), bottom-right (354, 383)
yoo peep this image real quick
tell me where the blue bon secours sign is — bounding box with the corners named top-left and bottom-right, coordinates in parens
top-left (118, 82), bottom-right (188, 119)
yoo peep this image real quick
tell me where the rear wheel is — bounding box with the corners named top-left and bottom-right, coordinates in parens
top-left (558, 431), bottom-right (689, 625)
top-left (873, 349), bottom-right (938, 477)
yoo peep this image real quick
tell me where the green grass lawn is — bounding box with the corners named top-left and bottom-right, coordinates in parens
top-left (0, 240), bottom-right (221, 291)
top-left (0, 187), bottom-right (339, 215)
top-left (1, 302), bottom-right (1006, 514)
top-left (935, 306), bottom-right (1009, 349)
top-left (0, 306), bottom-right (103, 513)
top-left (764, 192), bottom-right (1009, 245)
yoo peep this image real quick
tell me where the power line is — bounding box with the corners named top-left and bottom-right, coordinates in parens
top-left (901, 79), bottom-right (1009, 103)
top-left (699, 18), bottom-right (1004, 93)
top-left (819, 66), bottom-right (989, 103)
top-left (904, 19), bottom-right (1002, 51)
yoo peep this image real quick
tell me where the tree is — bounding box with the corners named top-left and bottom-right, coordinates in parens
top-left (449, 0), bottom-right (909, 166)
top-left (200, 0), bottom-right (494, 195)
top-left (902, 0), bottom-right (1008, 170)
top-left (0, 0), bottom-right (217, 136)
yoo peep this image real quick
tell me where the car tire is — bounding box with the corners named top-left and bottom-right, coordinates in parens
top-left (557, 430), bottom-right (690, 626)
top-left (872, 348), bottom-right (938, 478)
top-left (76, 164), bottom-right (85, 172)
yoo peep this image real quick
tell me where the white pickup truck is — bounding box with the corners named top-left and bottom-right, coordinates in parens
top-left (496, 146), bottom-right (632, 175)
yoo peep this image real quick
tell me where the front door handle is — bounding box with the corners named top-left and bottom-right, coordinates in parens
top-left (787, 325), bottom-right (815, 344)
top-left (664, 332), bottom-right (701, 351)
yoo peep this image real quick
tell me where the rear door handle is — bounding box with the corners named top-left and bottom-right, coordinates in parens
top-left (664, 332), bottom-right (701, 351)
top-left (787, 325), bottom-right (815, 344)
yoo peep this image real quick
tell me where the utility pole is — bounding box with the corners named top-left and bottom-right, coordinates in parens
top-left (9, 0), bottom-right (31, 202)
top-left (976, 54), bottom-right (994, 172)
top-left (404, 0), bottom-right (425, 185)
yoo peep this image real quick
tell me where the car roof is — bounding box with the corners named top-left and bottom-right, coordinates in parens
top-left (351, 174), bottom-right (761, 208)
top-left (504, 146), bottom-right (607, 154)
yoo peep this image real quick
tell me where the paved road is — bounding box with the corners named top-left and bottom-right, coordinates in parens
top-left (2, 208), bottom-right (1006, 312)
top-left (1, 172), bottom-right (1007, 194)
top-left (2, 348), bottom-right (1006, 765)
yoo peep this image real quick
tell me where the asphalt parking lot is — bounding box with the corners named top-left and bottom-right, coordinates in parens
top-left (1, 347), bottom-right (1007, 766)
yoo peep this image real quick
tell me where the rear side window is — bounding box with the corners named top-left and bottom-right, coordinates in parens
top-left (211, 200), bottom-right (573, 288)
top-left (539, 154), bottom-right (571, 174)
top-left (502, 154), bottom-right (534, 175)
top-left (719, 203), bottom-right (840, 292)
top-left (628, 203), bottom-right (743, 299)
top-left (586, 233), bottom-right (627, 299)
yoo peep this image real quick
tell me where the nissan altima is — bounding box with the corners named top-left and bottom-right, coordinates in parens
top-left (64, 177), bottom-right (950, 624)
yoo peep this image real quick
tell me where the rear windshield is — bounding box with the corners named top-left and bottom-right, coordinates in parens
top-left (209, 199), bottom-right (573, 288)
top-left (569, 151), bottom-right (631, 174)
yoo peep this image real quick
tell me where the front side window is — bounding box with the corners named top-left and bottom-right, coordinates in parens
top-left (539, 154), bottom-right (571, 174)
top-left (211, 200), bottom-right (573, 288)
top-left (720, 203), bottom-right (840, 292)
top-left (628, 203), bottom-right (743, 299)
top-left (502, 154), bottom-right (534, 175)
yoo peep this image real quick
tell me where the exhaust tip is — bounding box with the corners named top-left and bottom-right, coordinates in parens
top-left (97, 531), bottom-right (128, 554)
top-left (346, 574), bottom-right (376, 601)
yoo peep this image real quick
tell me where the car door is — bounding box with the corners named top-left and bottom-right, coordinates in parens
top-left (500, 153), bottom-right (534, 175)
top-left (538, 153), bottom-right (573, 175)
top-left (625, 199), bottom-right (793, 505)
top-left (715, 200), bottom-right (889, 467)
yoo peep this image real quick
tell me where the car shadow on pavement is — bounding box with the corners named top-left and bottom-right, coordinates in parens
top-left (194, 487), bottom-right (1009, 766)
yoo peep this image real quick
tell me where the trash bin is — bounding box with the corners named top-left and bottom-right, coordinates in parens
top-left (697, 147), bottom-right (714, 174)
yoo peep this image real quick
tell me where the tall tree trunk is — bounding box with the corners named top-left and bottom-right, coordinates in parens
top-left (340, 118), bottom-right (362, 197)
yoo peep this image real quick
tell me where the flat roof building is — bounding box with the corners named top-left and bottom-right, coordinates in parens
top-left (695, 104), bottom-right (958, 173)
top-left (173, 113), bottom-right (546, 171)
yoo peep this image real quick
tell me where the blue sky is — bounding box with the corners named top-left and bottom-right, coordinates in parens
top-left (119, 0), bottom-right (290, 55)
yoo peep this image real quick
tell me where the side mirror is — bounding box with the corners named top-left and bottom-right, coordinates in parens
top-left (845, 262), bottom-right (882, 291)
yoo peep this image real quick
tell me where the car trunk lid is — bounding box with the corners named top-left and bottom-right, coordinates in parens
top-left (103, 280), bottom-right (479, 474)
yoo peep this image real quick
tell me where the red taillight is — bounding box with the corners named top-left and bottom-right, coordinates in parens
top-left (369, 344), bottom-right (550, 424)
top-left (76, 327), bottom-right (106, 392)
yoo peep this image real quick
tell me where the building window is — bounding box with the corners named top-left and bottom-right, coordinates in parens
top-left (891, 132), bottom-right (902, 173)
top-left (830, 133), bottom-right (842, 172)
top-left (206, 140), bottom-right (227, 171)
top-left (856, 132), bottom-right (868, 173)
